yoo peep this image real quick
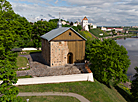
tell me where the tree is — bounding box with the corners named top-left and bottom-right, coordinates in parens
top-left (112, 29), bottom-right (116, 35)
top-left (77, 25), bottom-right (82, 31)
top-left (131, 67), bottom-right (138, 102)
top-left (72, 26), bottom-right (78, 32)
top-left (0, 0), bottom-right (22, 101)
top-left (32, 20), bottom-right (57, 48)
top-left (70, 21), bottom-right (73, 26)
top-left (86, 39), bottom-right (130, 85)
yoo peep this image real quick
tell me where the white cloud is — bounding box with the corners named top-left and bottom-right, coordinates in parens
top-left (55, 0), bottom-right (58, 4)
top-left (7, 0), bottom-right (138, 26)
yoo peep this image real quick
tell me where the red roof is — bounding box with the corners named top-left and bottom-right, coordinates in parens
top-left (107, 28), bottom-right (123, 29)
top-left (83, 16), bottom-right (88, 20)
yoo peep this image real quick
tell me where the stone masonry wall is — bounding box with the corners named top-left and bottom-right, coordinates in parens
top-left (50, 41), bottom-right (69, 67)
top-left (16, 63), bottom-right (81, 77)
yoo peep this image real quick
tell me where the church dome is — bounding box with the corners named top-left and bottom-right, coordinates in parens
top-left (57, 21), bottom-right (62, 28)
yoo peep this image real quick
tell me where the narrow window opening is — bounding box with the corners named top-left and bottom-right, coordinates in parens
top-left (69, 32), bottom-right (71, 36)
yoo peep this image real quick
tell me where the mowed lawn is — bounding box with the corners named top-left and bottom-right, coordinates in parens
top-left (16, 56), bottom-right (28, 68)
top-left (18, 80), bottom-right (127, 102)
top-left (21, 96), bottom-right (80, 102)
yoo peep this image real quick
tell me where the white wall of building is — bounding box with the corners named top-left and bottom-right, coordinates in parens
top-left (92, 25), bottom-right (97, 29)
top-left (73, 23), bottom-right (78, 26)
top-left (0, 73), bottom-right (94, 85)
top-left (82, 20), bottom-right (89, 31)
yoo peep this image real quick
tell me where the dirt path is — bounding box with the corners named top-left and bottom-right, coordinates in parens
top-left (18, 92), bottom-right (90, 102)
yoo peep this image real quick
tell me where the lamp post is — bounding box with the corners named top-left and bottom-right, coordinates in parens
top-left (26, 99), bottom-right (29, 102)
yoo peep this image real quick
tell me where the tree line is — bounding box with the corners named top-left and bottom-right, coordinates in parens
top-left (1, 0), bottom-right (138, 101)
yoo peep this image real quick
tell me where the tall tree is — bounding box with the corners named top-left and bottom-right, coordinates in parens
top-left (86, 39), bottom-right (130, 85)
top-left (131, 67), bottom-right (138, 102)
top-left (0, 0), bottom-right (22, 101)
top-left (32, 20), bottom-right (57, 48)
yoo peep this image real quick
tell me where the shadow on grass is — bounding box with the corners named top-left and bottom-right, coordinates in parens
top-left (115, 86), bottom-right (133, 102)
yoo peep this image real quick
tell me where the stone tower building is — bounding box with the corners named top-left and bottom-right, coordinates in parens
top-left (41, 18), bottom-right (87, 67)
top-left (81, 16), bottom-right (89, 31)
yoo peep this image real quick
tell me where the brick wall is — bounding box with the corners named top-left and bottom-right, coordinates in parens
top-left (50, 41), bottom-right (69, 67)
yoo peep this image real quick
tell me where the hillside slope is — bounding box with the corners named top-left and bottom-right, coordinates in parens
top-left (18, 80), bottom-right (127, 102)
top-left (89, 28), bottom-right (110, 38)
top-left (78, 31), bottom-right (96, 40)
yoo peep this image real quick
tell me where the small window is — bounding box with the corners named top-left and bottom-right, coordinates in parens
top-left (69, 32), bottom-right (71, 36)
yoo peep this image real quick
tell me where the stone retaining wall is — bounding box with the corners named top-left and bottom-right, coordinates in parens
top-left (16, 64), bottom-right (81, 77)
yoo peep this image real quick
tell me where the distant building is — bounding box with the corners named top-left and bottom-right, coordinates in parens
top-left (101, 27), bottom-right (123, 32)
top-left (101, 26), bottom-right (107, 31)
top-left (92, 25), bottom-right (97, 29)
top-left (106, 28), bottom-right (123, 32)
top-left (73, 23), bottom-right (77, 26)
top-left (81, 16), bottom-right (89, 31)
top-left (61, 21), bottom-right (67, 25)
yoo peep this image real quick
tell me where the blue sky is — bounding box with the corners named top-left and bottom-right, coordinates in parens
top-left (6, 0), bottom-right (138, 26)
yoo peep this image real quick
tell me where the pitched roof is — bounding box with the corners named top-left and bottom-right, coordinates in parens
top-left (40, 27), bottom-right (87, 41)
top-left (83, 16), bottom-right (88, 20)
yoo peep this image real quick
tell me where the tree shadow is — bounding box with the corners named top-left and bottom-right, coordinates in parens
top-left (114, 85), bottom-right (133, 102)
top-left (30, 52), bottom-right (48, 65)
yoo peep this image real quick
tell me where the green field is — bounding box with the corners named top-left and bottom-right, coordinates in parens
top-left (89, 28), bottom-right (110, 38)
top-left (78, 31), bottom-right (96, 40)
top-left (18, 80), bottom-right (128, 102)
top-left (16, 56), bottom-right (28, 68)
top-left (21, 96), bottom-right (80, 102)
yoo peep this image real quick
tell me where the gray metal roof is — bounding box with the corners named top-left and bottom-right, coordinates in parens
top-left (40, 27), bottom-right (87, 41)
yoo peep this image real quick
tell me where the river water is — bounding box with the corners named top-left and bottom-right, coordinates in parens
top-left (116, 38), bottom-right (138, 80)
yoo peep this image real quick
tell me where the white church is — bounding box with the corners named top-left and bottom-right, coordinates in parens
top-left (81, 16), bottom-right (89, 31)
top-left (81, 16), bottom-right (97, 31)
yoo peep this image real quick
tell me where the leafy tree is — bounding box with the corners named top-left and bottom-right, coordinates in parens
top-left (77, 25), bottom-right (82, 31)
top-left (49, 19), bottom-right (64, 23)
top-left (62, 24), bottom-right (70, 27)
top-left (32, 20), bottom-right (57, 48)
top-left (72, 26), bottom-right (78, 31)
top-left (112, 29), bottom-right (116, 35)
top-left (70, 22), bottom-right (73, 26)
top-left (86, 39), bottom-right (130, 85)
top-left (131, 67), bottom-right (138, 102)
top-left (0, 0), bottom-right (22, 101)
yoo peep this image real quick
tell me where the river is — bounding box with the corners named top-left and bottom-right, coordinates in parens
top-left (116, 38), bottom-right (138, 80)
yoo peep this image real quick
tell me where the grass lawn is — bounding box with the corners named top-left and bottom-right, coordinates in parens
top-left (89, 28), bottom-right (110, 38)
top-left (21, 96), bottom-right (80, 102)
top-left (18, 80), bottom-right (127, 102)
top-left (78, 31), bottom-right (96, 40)
top-left (17, 75), bottom-right (33, 79)
top-left (16, 56), bottom-right (28, 68)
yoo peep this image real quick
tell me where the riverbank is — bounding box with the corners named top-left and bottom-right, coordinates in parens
top-left (99, 34), bottom-right (135, 40)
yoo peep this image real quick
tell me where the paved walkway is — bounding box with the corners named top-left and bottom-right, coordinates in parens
top-left (18, 92), bottom-right (90, 102)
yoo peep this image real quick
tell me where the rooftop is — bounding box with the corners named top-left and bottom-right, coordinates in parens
top-left (40, 27), bottom-right (87, 41)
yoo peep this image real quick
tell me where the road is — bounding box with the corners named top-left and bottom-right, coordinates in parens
top-left (18, 92), bottom-right (90, 102)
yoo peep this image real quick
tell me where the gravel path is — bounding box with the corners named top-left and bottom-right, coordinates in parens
top-left (18, 92), bottom-right (90, 102)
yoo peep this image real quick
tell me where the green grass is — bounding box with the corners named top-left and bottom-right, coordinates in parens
top-left (89, 28), bottom-right (110, 38)
top-left (21, 96), bottom-right (80, 102)
top-left (17, 75), bottom-right (33, 79)
top-left (16, 56), bottom-right (28, 68)
top-left (78, 31), bottom-right (96, 40)
top-left (18, 80), bottom-right (127, 102)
